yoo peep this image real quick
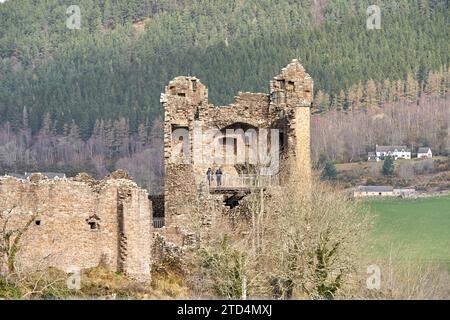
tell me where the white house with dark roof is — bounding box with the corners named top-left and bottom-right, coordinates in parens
top-left (369, 145), bottom-right (411, 162)
top-left (354, 186), bottom-right (416, 198)
top-left (417, 147), bottom-right (432, 159)
top-left (354, 186), bottom-right (394, 197)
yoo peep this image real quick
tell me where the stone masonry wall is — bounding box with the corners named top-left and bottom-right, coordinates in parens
top-left (0, 173), bottom-right (152, 281)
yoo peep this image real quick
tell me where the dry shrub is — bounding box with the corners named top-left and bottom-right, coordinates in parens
top-left (187, 171), bottom-right (373, 299)
top-left (151, 267), bottom-right (190, 299)
top-left (262, 178), bottom-right (372, 299)
top-left (356, 255), bottom-right (450, 299)
top-left (185, 207), bottom-right (251, 299)
top-left (0, 264), bottom-right (192, 299)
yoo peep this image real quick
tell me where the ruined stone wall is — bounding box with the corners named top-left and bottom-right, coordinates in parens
top-left (293, 107), bottom-right (312, 183)
top-left (120, 186), bottom-right (153, 281)
top-left (204, 92), bottom-right (272, 129)
top-left (164, 163), bottom-right (198, 228)
top-left (0, 174), bottom-right (152, 281)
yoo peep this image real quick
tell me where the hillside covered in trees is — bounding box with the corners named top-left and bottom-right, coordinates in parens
top-left (0, 0), bottom-right (448, 192)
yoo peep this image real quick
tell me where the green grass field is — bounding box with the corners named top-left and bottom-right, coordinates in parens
top-left (364, 196), bottom-right (450, 264)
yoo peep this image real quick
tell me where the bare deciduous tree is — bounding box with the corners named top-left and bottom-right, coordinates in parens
top-left (0, 207), bottom-right (37, 273)
top-left (187, 170), bottom-right (373, 299)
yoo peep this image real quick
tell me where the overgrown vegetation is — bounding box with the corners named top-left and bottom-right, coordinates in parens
top-left (188, 174), bottom-right (373, 299)
top-left (185, 171), bottom-right (449, 299)
top-left (0, 265), bottom-right (190, 299)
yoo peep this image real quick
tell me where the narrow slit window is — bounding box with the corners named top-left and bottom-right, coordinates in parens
top-left (271, 92), bottom-right (280, 104)
top-left (279, 132), bottom-right (286, 151)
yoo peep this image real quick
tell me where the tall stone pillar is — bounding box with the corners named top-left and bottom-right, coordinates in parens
top-left (294, 106), bottom-right (312, 184)
top-left (270, 59), bottom-right (313, 184)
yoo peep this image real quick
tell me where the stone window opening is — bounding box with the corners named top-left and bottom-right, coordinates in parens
top-left (177, 92), bottom-right (186, 97)
top-left (88, 221), bottom-right (99, 230)
top-left (195, 106), bottom-right (200, 120)
top-left (192, 80), bottom-right (197, 92)
top-left (232, 138), bottom-right (238, 155)
top-left (288, 81), bottom-right (295, 91)
top-left (35, 219), bottom-right (41, 226)
top-left (278, 80), bottom-right (285, 90)
top-left (221, 137), bottom-right (238, 156)
top-left (86, 215), bottom-right (101, 231)
top-left (171, 125), bottom-right (190, 163)
top-left (271, 91), bottom-right (280, 105)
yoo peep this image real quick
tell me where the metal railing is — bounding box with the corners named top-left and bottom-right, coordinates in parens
top-left (208, 174), bottom-right (279, 189)
top-left (153, 217), bottom-right (165, 229)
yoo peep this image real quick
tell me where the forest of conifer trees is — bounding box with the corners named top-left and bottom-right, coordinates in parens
top-left (0, 0), bottom-right (448, 192)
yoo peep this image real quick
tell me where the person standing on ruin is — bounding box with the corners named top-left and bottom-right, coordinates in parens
top-left (215, 167), bottom-right (223, 187)
top-left (206, 168), bottom-right (212, 186)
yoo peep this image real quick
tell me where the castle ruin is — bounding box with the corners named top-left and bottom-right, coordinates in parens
top-left (0, 59), bottom-right (313, 281)
top-left (162, 59), bottom-right (313, 239)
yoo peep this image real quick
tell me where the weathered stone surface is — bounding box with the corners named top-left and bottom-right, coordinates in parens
top-left (107, 169), bottom-right (133, 180)
top-left (0, 173), bottom-right (152, 282)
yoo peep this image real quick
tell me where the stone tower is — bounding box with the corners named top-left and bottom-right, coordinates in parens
top-left (161, 59), bottom-right (313, 235)
top-left (269, 60), bottom-right (313, 182)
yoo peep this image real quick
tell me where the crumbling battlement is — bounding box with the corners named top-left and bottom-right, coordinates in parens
top-left (0, 172), bottom-right (152, 281)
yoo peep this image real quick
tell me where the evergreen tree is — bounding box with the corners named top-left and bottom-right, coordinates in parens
top-left (321, 160), bottom-right (337, 180)
top-left (382, 156), bottom-right (395, 176)
top-left (0, 0), bottom-right (448, 139)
